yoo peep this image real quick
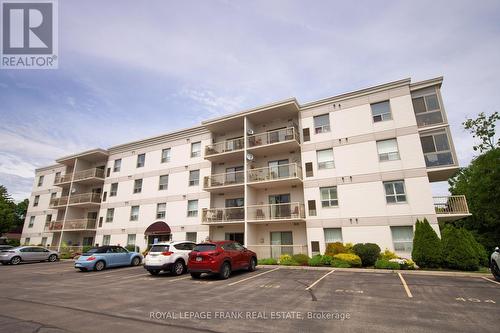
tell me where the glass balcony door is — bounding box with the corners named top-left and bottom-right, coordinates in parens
top-left (268, 159), bottom-right (289, 179)
top-left (270, 231), bottom-right (293, 258)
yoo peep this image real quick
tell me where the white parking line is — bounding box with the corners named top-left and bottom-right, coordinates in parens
top-left (481, 276), bottom-right (500, 285)
top-left (305, 269), bottom-right (335, 290)
top-left (228, 268), bottom-right (280, 286)
top-left (398, 272), bottom-right (413, 298)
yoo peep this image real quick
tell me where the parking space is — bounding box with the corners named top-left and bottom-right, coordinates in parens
top-left (0, 262), bottom-right (499, 333)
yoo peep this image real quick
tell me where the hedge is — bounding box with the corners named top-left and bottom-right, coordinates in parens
top-left (441, 226), bottom-right (479, 271)
top-left (292, 254), bottom-right (311, 266)
top-left (258, 258), bottom-right (278, 265)
top-left (375, 259), bottom-right (400, 270)
top-left (353, 243), bottom-right (380, 266)
top-left (412, 219), bottom-right (442, 268)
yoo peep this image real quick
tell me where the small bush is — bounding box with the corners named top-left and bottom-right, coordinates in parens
top-left (353, 243), bottom-right (381, 267)
top-left (412, 219), bottom-right (442, 268)
top-left (331, 258), bottom-right (351, 268)
top-left (6, 239), bottom-right (20, 247)
top-left (375, 259), bottom-right (400, 270)
top-left (380, 249), bottom-right (398, 260)
top-left (399, 258), bottom-right (416, 270)
top-left (320, 254), bottom-right (333, 266)
top-left (292, 254), bottom-right (310, 266)
top-left (308, 254), bottom-right (323, 267)
top-left (258, 258), bottom-right (278, 265)
top-left (278, 254), bottom-right (299, 266)
top-left (325, 242), bottom-right (346, 256)
top-left (442, 226), bottom-right (479, 271)
top-left (344, 243), bottom-right (355, 254)
top-left (333, 253), bottom-right (362, 267)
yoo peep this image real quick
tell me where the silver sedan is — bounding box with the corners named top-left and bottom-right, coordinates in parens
top-left (0, 246), bottom-right (59, 265)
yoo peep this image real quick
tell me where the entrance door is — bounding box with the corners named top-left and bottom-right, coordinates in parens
top-left (270, 231), bottom-right (293, 258)
top-left (268, 159), bottom-right (289, 180)
top-left (269, 194), bottom-right (291, 219)
top-left (147, 234), bottom-right (171, 247)
top-left (225, 232), bottom-right (244, 245)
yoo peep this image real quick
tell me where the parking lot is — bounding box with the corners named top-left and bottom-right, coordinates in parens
top-left (0, 261), bottom-right (498, 333)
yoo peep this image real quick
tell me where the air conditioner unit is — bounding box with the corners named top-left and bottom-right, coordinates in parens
top-left (247, 129), bottom-right (254, 135)
top-left (246, 153), bottom-right (254, 161)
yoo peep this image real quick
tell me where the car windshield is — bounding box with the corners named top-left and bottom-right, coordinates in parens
top-left (84, 247), bottom-right (108, 254)
top-left (192, 244), bottom-right (216, 252)
top-left (149, 245), bottom-right (169, 253)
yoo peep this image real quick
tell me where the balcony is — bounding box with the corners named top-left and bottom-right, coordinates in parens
top-left (54, 168), bottom-right (105, 186)
top-left (45, 219), bottom-right (97, 232)
top-left (204, 137), bottom-right (244, 161)
top-left (203, 171), bottom-right (244, 193)
top-left (202, 207), bottom-right (245, 224)
top-left (50, 193), bottom-right (102, 208)
top-left (247, 202), bottom-right (305, 223)
top-left (45, 221), bottom-right (63, 232)
top-left (247, 163), bottom-right (303, 188)
top-left (434, 195), bottom-right (471, 222)
top-left (54, 174), bottom-right (72, 185)
top-left (247, 127), bottom-right (300, 156)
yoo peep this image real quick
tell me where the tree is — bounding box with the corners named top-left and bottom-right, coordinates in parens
top-left (441, 225), bottom-right (479, 271)
top-left (0, 185), bottom-right (17, 235)
top-left (463, 111), bottom-right (499, 153)
top-left (411, 219), bottom-right (442, 268)
top-left (15, 199), bottom-right (29, 226)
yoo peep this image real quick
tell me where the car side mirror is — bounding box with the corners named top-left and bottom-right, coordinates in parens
top-left (495, 247), bottom-right (500, 253)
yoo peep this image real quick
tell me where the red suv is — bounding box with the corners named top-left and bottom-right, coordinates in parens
top-left (188, 241), bottom-right (257, 279)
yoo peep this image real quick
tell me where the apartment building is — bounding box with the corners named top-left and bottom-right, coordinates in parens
top-left (21, 76), bottom-right (471, 258)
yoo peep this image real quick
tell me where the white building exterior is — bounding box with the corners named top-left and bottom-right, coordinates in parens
top-left (21, 77), bottom-right (470, 258)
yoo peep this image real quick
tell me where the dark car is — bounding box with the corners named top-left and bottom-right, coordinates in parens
top-left (187, 241), bottom-right (257, 279)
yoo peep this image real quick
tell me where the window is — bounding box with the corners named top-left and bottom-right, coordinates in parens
top-left (189, 170), bottom-right (200, 186)
top-left (191, 142), bottom-right (201, 158)
top-left (50, 192), bottom-right (56, 201)
top-left (28, 216), bottom-right (35, 228)
top-left (136, 153), bottom-right (145, 168)
top-left (41, 237), bottom-right (47, 246)
top-left (38, 175), bottom-right (44, 187)
top-left (133, 179), bottom-right (143, 193)
top-left (113, 159), bottom-right (121, 172)
top-left (159, 175), bottom-right (169, 190)
top-left (371, 101), bottom-right (392, 122)
top-left (130, 206), bottom-right (140, 221)
top-left (45, 214), bottom-right (52, 223)
top-left (412, 90), bottom-right (443, 127)
top-left (391, 226), bottom-right (414, 252)
top-left (33, 195), bottom-right (40, 207)
top-left (54, 172), bottom-right (61, 184)
top-left (186, 232), bottom-right (197, 242)
top-left (161, 148), bottom-right (171, 163)
top-left (308, 200), bottom-right (317, 216)
top-left (305, 162), bottom-right (314, 177)
top-left (376, 139), bottom-right (400, 161)
top-left (156, 203), bottom-right (166, 219)
top-left (106, 208), bottom-right (114, 222)
top-left (102, 192), bottom-right (107, 202)
top-left (187, 200), bottom-right (198, 217)
top-left (302, 128), bottom-right (310, 142)
top-left (420, 131), bottom-right (454, 167)
top-left (127, 234), bottom-right (136, 246)
top-left (317, 149), bottom-right (334, 169)
top-left (324, 228), bottom-right (343, 243)
top-left (384, 180), bottom-right (407, 203)
top-left (311, 241), bottom-right (320, 256)
top-left (110, 183), bottom-right (118, 196)
top-left (106, 168), bottom-right (110, 177)
top-left (313, 114), bottom-right (330, 134)
top-left (24, 237), bottom-right (30, 245)
top-left (103, 235), bottom-right (111, 246)
top-left (320, 187), bottom-right (338, 207)
top-left (98, 217), bottom-right (103, 228)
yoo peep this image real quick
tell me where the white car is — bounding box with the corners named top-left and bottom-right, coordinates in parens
top-left (144, 241), bottom-right (196, 276)
top-left (491, 247), bottom-right (500, 281)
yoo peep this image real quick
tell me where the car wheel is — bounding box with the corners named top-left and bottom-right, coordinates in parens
top-left (190, 272), bottom-right (202, 279)
top-left (492, 261), bottom-right (500, 282)
top-left (131, 257), bottom-right (141, 266)
top-left (48, 254), bottom-right (58, 262)
top-left (148, 270), bottom-right (160, 276)
top-left (171, 260), bottom-right (185, 276)
top-left (94, 260), bottom-right (105, 271)
top-left (219, 261), bottom-right (231, 280)
top-left (248, 257), bottom-right (257, 272)
top-left (10, 256), bottom-right (21, 265)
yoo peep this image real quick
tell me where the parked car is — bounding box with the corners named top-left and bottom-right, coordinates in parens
top-left (490, 246), bottom-right (500, 281)
top-left (144, 241), bottom-right (196, 276)
top-left (0, 246), bottom-right (59, 265)
top-left (74, 245), bottom-right (142, 272)
top-left (188, 241), bottom-right (257, 279)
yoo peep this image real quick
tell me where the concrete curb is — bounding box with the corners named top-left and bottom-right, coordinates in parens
top-left (259, 264), bottom-right (492, 278)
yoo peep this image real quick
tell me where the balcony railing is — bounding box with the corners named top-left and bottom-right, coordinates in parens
top-left (64, 219), bottom-right (97, 230)
top-left (433, 195), bottom-right (469, 215)
top-left (247, 163), bottom-right (302, 183)
top-left (50, 193), bottom-right (101, 207)
top-left (54, 174), bottom-right (72, 184)
top-left (247, 127), bottom-right (299, 148)
top-left (73, 168), bottom-right (105, 181)
top-left (204, 171), bottom-right (245, 189)
top-left (202, 207), bottom-right (245, 223)
top-left (247, 202), bottom-right (305, 221)
top-left (205, 138), bottom-right (244, 156)
top-left (45, 221), bottom-right (63, 231)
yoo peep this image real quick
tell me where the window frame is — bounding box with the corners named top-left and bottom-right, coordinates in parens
top-left (391, 226), bottom-right (414, 253)
top-left (191, 142), bottom-right (201, 158)
top-left (156, 202), bottom-right (166, 219)
top-left (187, 200), bottom-right (198, 217)
top-left (33, 195), bottom-right (40, 207)
top-left (133, 179), bottom-right (143, 194)
top-left (161, 148), bottom-right (171, 163)
top-left (324, 228), bottom-right (343, 243)
top-left (316, 148), bottom-right (335, 169)
top-left (102, 235), bottom-right (111, 246)
top-left (313, 114), bottom-right (331, 134)
top-left (113, 159), bottom-right (121, 172)
top-left (37, 175), bottom-right (44, 187)
top-left (130, 205), bottom-right (140, 221)
top-left (383, 180), bottom-right (407, 204)
top-left (105, 208), bottom-right (114, 223)
top-left (320, 186), bottom-right (339, 208)
top-left (28, 216), bottom-right (35, 228)
top-left (136, 153), bottom-right (145, 168)
top-left (371, 100), bottom-right (392, 123)
top-left (189, 170), bottom-right (200, 186)
top-left (127, 234), bottom-right (136, 246)
top-left (110, 183), bottom-right (118, 197)
top-left (376, 138), bottom-right (400, 162)
top-left (158, 174), bottom-right (169, 190)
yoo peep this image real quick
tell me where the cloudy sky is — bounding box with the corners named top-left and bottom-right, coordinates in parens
top-left (1, 0), bottom-right (499, 201)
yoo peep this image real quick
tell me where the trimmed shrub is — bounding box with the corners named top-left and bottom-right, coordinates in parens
top-left (325, 242), bottom-right (347, 256)
top-left (375, 259), bottom-right (400, 270)
top-left (412, 219), bottom-right (442, 268)
top-left (308, 254), bottom-right (323, 267)
top-left (442, 226), bottom-right (479, 271)
top-left (320, 254), bottom-right (333, 266)
top-left (380, 249), bottom-right (398, 260)
top-left (333, 253), bottom-right (362, 267)
top-left (278, 254), bottom-right (299, 266)
top-left (463, 230), bottom-right (489, 266)
top-left (331, 258), bottom-right (351, 268)
top-left (353, 243), bottom-right (381, 267)
top-left (258, 258), bottom-right (278, 265)
top-left (292, 254), bottom-right (310, 266)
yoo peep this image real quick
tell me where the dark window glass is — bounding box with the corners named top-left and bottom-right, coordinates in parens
top-left (303, 128), bottom-right (310, 142)
top-left (305, 162), bottom-right (313, 177)
top-left (193, 244), bottom-right (216, 252)
top-left (308, 200), bottom-right (317, 216)
top-left (150, 245), bottom-right (169, 253)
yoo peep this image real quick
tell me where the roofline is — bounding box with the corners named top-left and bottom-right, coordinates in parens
top-left (55, 148), bottom-right (109, 164)
top-left (410, 76), bottom-right (443, 91)
top-left (35, 163), bottom-right (65, 173)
